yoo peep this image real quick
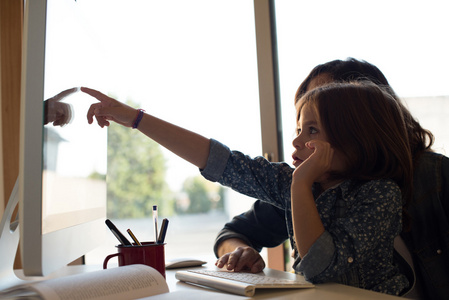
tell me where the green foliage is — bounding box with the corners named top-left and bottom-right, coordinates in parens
top-left (182, 176), bottom-right (211, 213)
top-left (179, 175), bottom-right (225, 214)
top-left (88, 171), bottom-right (106, 181)
top-left (105, 98), bottom-right (226, 218)
top-left (216, 185), bottom-right (225, 211)
top-left (106, 100), bottom-right (174, 218)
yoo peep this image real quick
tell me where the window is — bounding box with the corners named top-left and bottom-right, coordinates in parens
top-left (46, 0), bottom-right (261, 264)
top-left (275, 0), bottom-right (449, 163)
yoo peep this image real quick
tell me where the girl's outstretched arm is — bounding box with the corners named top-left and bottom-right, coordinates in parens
top-left (82, 87), bottom-right (210, 170)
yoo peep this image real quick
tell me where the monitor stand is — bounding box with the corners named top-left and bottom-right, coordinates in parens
top-left (0, 178), bottom-right (23, 290)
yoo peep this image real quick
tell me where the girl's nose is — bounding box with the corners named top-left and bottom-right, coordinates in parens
top-left (292, 133), bottom-right (304, 149)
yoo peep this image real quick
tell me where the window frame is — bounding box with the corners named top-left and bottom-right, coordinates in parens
top-left (253, 0), bottom-right (286, 271)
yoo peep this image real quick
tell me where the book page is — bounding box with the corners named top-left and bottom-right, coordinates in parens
top-left (28, 265), bottom-right (169, 300)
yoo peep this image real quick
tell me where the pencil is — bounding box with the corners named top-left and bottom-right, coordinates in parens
top-left (126, 228), bottom-right (142, 246)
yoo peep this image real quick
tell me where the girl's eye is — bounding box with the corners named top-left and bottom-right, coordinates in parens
top-left (309, 127), bottom-right (318, 134)
top-left (296, 127), bottom-right (318, 135)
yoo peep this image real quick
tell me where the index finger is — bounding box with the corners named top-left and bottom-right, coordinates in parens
top-left (47, 87), bottom-right (79, 103)
top-left (215, 253), bottom-right (231, 269)
top-left (81, 87), bottom-right (111, 103)
top-left (226, 247), bottom-right (244, 270)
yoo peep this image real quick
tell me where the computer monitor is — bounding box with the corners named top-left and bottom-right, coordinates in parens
top-left (19, 0), bottom-right (107, 276)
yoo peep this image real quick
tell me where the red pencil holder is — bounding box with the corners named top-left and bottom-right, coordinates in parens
top-left (103, 242), bottom-right (166, 278)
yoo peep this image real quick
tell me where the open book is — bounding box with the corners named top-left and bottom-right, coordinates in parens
top-left (0, 264), bottom-right (168, 300)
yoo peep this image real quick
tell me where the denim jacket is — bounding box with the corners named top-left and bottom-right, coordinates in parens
top-left (214, 150), bottom-right (449, 300)
top-left (203, 139), bottom-right (408, 296)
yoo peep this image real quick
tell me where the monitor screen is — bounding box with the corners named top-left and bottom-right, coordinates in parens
top-left (19, 0), bottom-right (107, 276)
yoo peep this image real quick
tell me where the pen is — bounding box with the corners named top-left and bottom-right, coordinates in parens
top-left (153, 205), bottom-right (158, 242)
top-left (105, 219), bottom-right (132, 246)
top-left (157, 218), bottom-right (169, 244)
top-left (127, 228), bottom-right (142, 246)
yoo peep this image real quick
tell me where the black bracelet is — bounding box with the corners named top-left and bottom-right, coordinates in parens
top-left (132, 109), bottom-right (145, 129)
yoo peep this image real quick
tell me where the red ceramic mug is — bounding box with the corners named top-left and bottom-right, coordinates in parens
top-left (103, 242), bottom-right (166, 278)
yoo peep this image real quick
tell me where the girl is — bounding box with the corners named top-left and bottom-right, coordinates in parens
top-left (82, 80), bottom-right (412, 295)
top-left (214, 57), bottom-right (431, 273)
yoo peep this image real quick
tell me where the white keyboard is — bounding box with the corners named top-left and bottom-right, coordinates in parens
top-left (187, 270), bottom-right (299, 286)
top-left (176, 269), bottom-right (315, 297)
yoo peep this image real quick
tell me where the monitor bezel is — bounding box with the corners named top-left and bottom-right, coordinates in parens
top-left (19, 0), bottom-right (105, 276)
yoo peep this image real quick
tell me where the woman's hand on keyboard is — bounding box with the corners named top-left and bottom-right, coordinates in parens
top-left (215, 246), bottom-right (265, 273)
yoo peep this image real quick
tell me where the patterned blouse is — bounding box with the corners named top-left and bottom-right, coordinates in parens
top-left (201, 139), bottom-right (409, 296)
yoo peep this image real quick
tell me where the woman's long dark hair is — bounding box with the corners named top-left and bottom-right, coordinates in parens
top-left (295, 58), bottom-right (434, 164)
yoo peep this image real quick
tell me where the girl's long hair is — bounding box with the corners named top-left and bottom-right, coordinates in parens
top-left (295, 58), bottom-right (434, 165)
top-left (297, 82), bottom-right (413, 228)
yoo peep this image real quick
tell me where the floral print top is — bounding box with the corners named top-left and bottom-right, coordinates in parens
top-left (201, 139), bottom-right (409, 296)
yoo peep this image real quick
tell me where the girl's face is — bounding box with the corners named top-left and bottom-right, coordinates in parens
top-left (291, 104), bottom-right (346, 182)
top-left (292, 104), bottom-right (319, 168)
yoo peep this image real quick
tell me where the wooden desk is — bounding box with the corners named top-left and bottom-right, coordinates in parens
top-left (11, 264), bottom-right (403, 299)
